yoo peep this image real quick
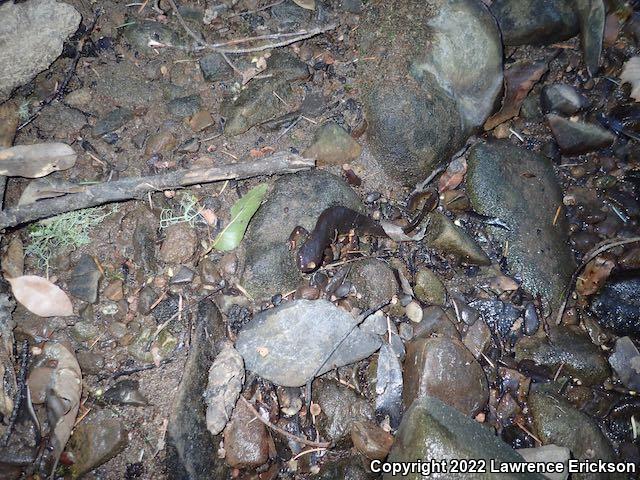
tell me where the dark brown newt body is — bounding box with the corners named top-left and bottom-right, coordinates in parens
top-left (296, 206), bottom-right (386, 272)
top-left (296, 190), bottom-right (437, 273)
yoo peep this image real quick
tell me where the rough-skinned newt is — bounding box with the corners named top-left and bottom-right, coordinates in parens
top-left (295, 190), bottom-right (437, 273)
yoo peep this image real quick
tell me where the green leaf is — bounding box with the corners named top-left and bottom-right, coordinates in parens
top-left (212, 183), bottom-right (269, 251)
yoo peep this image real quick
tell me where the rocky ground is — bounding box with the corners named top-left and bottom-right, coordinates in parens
top-left (0, 0), bottom-right (639, 479)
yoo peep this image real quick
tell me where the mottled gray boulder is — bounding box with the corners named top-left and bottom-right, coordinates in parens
top-left (529, 385), bottom-right (624, 480)
top-left (240, 170), bottom-right (362, 300)
top-left (467, 141), bottom-right (574, 311)
top-left (357, 0), bottom-right (502, 185)
top-left (0, 0), bottom-right (81, 102)
top-left (386, 396), bottom-right (545, 480)
top-left (514, 326), bottom-right (610, 386)
top-left (236, 300), bottom-right (381, 387)
top-left (490, 0), bottom-right (579, 46)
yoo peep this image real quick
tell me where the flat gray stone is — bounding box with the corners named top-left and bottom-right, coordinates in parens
top-left (609, 336), bottom-right (640, 391)
top-left (0, 0), bottom-right (81, 102)
top-left (547, 114), bottom-right (615, 154)
top-left (386, 395), bottom-right (545, 479)
top-left (467, 141), bottom-right (575, 311)
top-left (236, 299), bottom-right (381, 387)
top-left (68, 254), bottom-right (102, 303)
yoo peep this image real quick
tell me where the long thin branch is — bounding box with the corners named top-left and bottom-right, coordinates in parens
top-left (0, 153), bottom-right (315, 230)
top-left (168, 0), bottom-right (337, 54)
top-left (240, 396), bottom-right (330, 448)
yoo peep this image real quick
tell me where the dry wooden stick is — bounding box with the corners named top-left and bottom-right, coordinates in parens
top-left (0, 153), bottom-right (315, 230)
top-left (168, 0), bottom-right (337, 54)
top-left (240, 396), bottom-right (330, 448)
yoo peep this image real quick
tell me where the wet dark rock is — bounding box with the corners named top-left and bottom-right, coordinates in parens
top-left (94, 108), bottom-right (134, 136)
top-left (271, 0), bottom-right (312, 29)
top-left (470, 299), bottom-right (519, 338)
top-left (68, 254), bottom-right (102, 303)
top-left (166, 300), bottom-right (228, 479)
top-left (167, 94), bottom-right (202, 118)
top-left (266, 50), bottom-right (310, 81)
top-left (240, 170), bottom-right (362, 300)
top-left (223, 399), bottom-right (270, 468)
top-left (314, 456), bottom-right (375, 480)
top-left (102, 379), bottom-right (149, 406)
top-left (608, 336), bottom-right (640, 391)
top-left (387, 396), bottom-right (544, 480)
top-left (158, 224), bottom-right (197, 264)
top-left (529, 385), bottom-right (623, 480)
top-left (236, 299), bottom-right (381, 387)
top-left (413, 306), bottom-right (460, 339)
top-left (523, 303), bottom-right (540, 336)
top-left (123, 20), bottom-right (186, 52)
top-left (0, 0), bottom-right (81, 102)
top-left (304, 122), bottom-right (362, 166)
top-left (540, 84), bottom-right (589, 115)
top-left (171, 266), bottom-right (195, 284)
top-left (372, 343), bottom-right (403, 429)
top-left (76, 351), bottom-right (105, 375)
top-left (150, 295), bottom-right (180, 324)
top-left (137, 286), bottom-right (157, 315)
top-left (514, 326), bottom-right (610, 386)
top-left (462, 318), bottom-right (491, 359)
top-left (517, 445), bottom-right (570, 480)
top-left (403, 336), bottom-right (488, 416)
top-left (357, 0), bottom-right (502, 185)
top-left (547, 114), bottom-right (615, 154)
top-left (221, 78), bottom-right (292, 136)
top-left (591, 273), bottom-right (640, 335)
top-left (424, 212), bottom-right (490, 266)
top-left (313, 380), bottom-right (374, 444)
top-left (576, 0), bottom-right (604, 75)
top-left (199, 53), bottom-right (233, 82)
top-left (347, 258), bottom-right (397, 310)
top-left (350, 420), bottom-right (394, 460)
top-left (413, 269), bottom-right (446, 306)
top-left (66, 411), bottom-right (127, 478)
top-left (490, 0), bottom-right (579, 46)
top-left (467, 141), bottom-right (575, 310)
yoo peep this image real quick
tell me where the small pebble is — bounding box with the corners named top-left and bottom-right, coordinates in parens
top-left (405, 301), bottom-right (423, 323)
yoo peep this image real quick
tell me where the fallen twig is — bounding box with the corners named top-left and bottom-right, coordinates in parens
top-left (240, 396), bottom-right (331, 448)
top-left (168, 0), bottom-right (337, 54)
top-left (0, 153), bottom-right (315, 230)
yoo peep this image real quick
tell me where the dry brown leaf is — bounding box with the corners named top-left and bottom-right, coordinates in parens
top-left (484, 59), bottom-right (548, 130)
top-left (293, 0), bottom-right (315, 10)
top-left (575, 255), bottom-right (616, 296)
top-left (0, 143), bottom-right (76, 178)
top-left (620, 56), bottom-right (640, 102)
top-left (438, 157), bottom-right (467, 193)
top-left (7, 275), bottom-right (73, 317)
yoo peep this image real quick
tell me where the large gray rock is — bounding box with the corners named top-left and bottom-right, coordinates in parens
top-left (236, 299), bottom-right (381, 387)
top-left (529, 385), bottom-right (624, 480)
top-left (490, 0), bottom-right (579, 46)
top-left (240, 170), bottom-right (362, 300)
top-left (386, 396), bottom-right (545, 480)
top-left (357, 0), bottom-right (502, 185)
top-left (514, 326), bottom-right (610, 386)
top-left (0, 0), bottom-right (81, 102)
top-left (467, 141), bottom-right (575, 311)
